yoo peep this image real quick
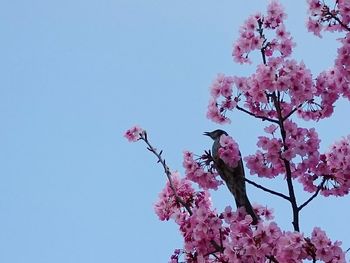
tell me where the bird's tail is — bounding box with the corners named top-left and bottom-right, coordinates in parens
top-left (235, 193), bottom-right (259, 225)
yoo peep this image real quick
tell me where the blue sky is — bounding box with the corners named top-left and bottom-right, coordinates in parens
top-left (1, 0), bottom-right (350, 262)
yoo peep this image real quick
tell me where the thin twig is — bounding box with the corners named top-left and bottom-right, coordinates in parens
top-left (327, 11), bottom-right (350, 31)
top-left (283, 104), bottom-right (303, 121)
top-left (257, 19), bottom-right (267, 65)
top-left (298, 178), bottom-right (326, 211)
top-left (236, 105), bottom-right (279, 124)
top-left (245, 178), bottom-right (291, 201)
top-left (140, 133), bottom-right (193, 215)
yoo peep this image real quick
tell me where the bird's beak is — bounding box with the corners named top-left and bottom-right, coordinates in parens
top-left (203, 131), bottom-right (210, 137)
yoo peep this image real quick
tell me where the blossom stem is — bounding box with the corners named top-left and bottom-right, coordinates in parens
top-left (140, 134), bottom-right (193, 216)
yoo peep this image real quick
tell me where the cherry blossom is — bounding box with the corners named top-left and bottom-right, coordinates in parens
top-left (126, 1), bottom-right (350, 262)
top-left (154, 172), bottom-right (195, 221)
top-left (183, 151), bottom-right (222, 190)
top-left (123, 125), bottom-right (144, 142)
top-left (207, 74), bottom-right (236, 124)
top-left (320, 135), bottom-right (350, 196)
top-left (218, 135), bottom-right (241, 168)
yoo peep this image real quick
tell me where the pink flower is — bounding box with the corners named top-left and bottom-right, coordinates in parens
top-left (154, 172), bottom-right (195, 221)
top-left (264, 124), bottom-right (278, 134)
top-left (124, 125), bottom-right (144, 142)
top-left (183, 151), bottom-right (222, 190)
top-left (218, 135), bottom-right (241, 168)
top-left (206, 74), bottom-right (236, 124)
top-left (319, 135), bottom-right (350, 196)
top-left (265, 1), bottom-right (286, 29)
top-left (127, 2), bottom-right (350, 262)
top-left (306, 17), bottom-right (323, 37)
top-left (254, 204), bottom-right (275, 221)
top-left (311, 227), bottom-right (346, 262)
top-left (307, 0), bottom-right (322, 16)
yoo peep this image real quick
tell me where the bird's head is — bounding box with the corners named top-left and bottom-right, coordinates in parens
top-left (203, 129), bottom-right (228, 140)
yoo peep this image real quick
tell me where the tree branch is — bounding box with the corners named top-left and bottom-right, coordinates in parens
top-left (257, 19), bottom-right (267, 65)
top-left (298, 178), bottom-right (326, 211)
top-left (140, 132), bottom-right (193, 215)
top-left (266, 255), bottom-right (279, 263)
top-left (236, 105), bottom-right (279, 124)
top-left (245, 178), bottom-right (290, 201)
top-left (327, 10), bottom-right (350, 32)
top-left (272, 92), bottom-right (300, 232)
top-left (283, 103), bottom-right (303, 121)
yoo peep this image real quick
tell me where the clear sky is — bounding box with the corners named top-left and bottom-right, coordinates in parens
top-left (1, 0), bottom-right (350, 262)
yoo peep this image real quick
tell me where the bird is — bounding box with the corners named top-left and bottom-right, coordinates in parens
top-left (204, 129), bottom-right (259, 224)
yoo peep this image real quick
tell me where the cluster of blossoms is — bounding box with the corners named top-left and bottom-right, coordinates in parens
top-left (244, 119), bottom-right (350, 196)
top-left (125, 123), bottom-right (348, 261)
top-left (125, 0), bottom-right (350, 262)
top-left (182, 135), bottom-right (241, 190)
top-left (306, 0), bottom-right (350, 100)
top-left (154, 177), bottom-right (345, 263)
top-left (232, 0), bottom-right (292, 64)
top-left (154, 172), bottom-right (196, 221)
top-left (217, 135), bottom-right (241, 168)
top-left (183, 151), bottom-right (222, 190)
top-left (205, 0), bottom-right (350, 197)
top-left (297, 69), bottom-right (339, 120)
top-left (319, 136), bottom-right (350, 196)
top-left (238, 58), bottom-right (318, 121)
top-left (306, 0), bottom-right (350, 35)
top-left (207, 74), bottom-right (236, 124)
top-left (208, 0), bottom-right (350, 126)
top-left (336, 35), bottom-right (350, 99)
top-left (245, 120), bottom-right (320, 181)
top-left (310, 227), bottom-right (346, 262)
top-left (208, 6), bottom-right (313, 124)
top-left (151, 172), bottom-right (345, 263)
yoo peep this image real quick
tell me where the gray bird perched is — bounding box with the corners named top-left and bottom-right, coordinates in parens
top-left (204, 129), bottom-right (259, 224)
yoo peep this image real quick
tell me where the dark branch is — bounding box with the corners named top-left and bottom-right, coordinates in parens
top-left (257, 19), bottom-right (267, 65)
top-left (236, 105), bottom-right (279, 124)
top-left (304, 238), bottom-right (317, 263)
top-left (283, 103), bottom-right (303, 121)
top-left (266, 255), bottom-right (279, 263)
top-left (327, 11), bottom-right (350, 31)
top-left (298, 178), bottom-right (326, 211)
top-left (245, 178), bottom-right (291, 201)
top-left (140, 133), bottom-right (193, 215)
top-left (272, 92), bottom-right (300, 232)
